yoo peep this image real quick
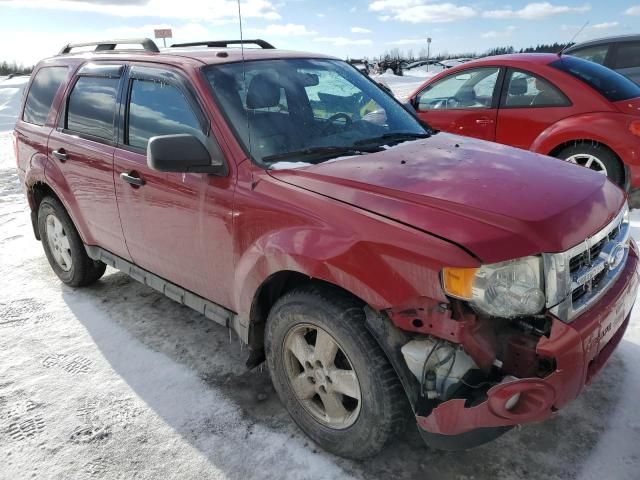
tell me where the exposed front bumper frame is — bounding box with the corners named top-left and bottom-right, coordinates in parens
top-left (416, 244), bottom-right (639, 436)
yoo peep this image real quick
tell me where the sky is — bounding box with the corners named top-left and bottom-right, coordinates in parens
top-left (0, 0), bottom-right (639, 65)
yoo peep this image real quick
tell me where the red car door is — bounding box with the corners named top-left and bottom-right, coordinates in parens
top-left (495, 69), bottom-right (573, 150)
top-left (47, 63), bottom-right (131, 260)
top-left (414, 67), bottom-right (502, 141)
top-left (113, 65), bottom-right (236, 307)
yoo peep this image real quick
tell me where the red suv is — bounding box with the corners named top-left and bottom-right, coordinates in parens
top-left (13, 39), bottom-right (639, 459)
top-left (408, 54), bottom-right (640, 202)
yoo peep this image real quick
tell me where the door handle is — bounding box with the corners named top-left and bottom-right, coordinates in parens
top-left (52, 149), bottom-right (68, 161)
top-left (120, 172), bottom-right (145, 187)
top-left (475, 118), bottom-right (494, 125)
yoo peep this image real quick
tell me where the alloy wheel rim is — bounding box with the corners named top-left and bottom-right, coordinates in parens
top-left (566, 153), bottom-right (608, 176)
top-left (283, 323), bottom-right (362, 429)
top-left (45, 214), bottom-right (72, 272)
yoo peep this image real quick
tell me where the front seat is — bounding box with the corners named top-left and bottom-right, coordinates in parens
top-left (506, 77), bottom-right (530, 106)
top-left (245, 74), bottom-right (295, 158)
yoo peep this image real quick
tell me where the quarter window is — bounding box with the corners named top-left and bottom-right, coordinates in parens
top-left (502, 70), bottom-right (569, 107)
top-left (569, 45), bottom-right (610, 65)
top-left (127, 79), bottom-right (202, 150)
top-left (66, 76), bottom-right (119, 140)
top-left (612, 42), bottom-right (640, 69)
top-left (416, 68), bottom-right (500, 111)
top-left (22, 66), bottom-right (68, 126)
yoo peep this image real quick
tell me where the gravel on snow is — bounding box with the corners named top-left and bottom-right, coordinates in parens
top-left (1, 76), bottom-right (639, 480)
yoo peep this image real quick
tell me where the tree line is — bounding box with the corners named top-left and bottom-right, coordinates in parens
top-left (376, 42), bottom-right (572, 63)
top-left (0, 60), bottom-right (33, 76)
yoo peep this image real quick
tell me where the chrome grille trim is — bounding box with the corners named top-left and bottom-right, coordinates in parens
top-left (543, 205), bottom-right (630, 322)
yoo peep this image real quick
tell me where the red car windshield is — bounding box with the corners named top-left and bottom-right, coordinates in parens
top-left (204, 59), bottom-right (427, 166)
top-left (551, 55), bottom-right (640, 102)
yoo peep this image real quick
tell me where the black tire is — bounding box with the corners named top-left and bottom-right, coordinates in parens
top-left (265, 285), bottom-right (408, 459)
top-left (555, 142), bottom-right (624, 187)
top-left (37, 196), bottom-right (106, 287)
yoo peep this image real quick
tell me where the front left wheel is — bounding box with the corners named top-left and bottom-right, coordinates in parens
top-left (37, 196), bottom-right (106, 287)
top-left (265, 285), bottom-right (408, 459)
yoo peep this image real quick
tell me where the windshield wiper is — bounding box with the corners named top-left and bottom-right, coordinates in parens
top-left (264, 145), bottom-right (380, 164)
top-left (354, 132), bottom-right (431, 147)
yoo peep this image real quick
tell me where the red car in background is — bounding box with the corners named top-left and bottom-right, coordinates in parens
top-left (409, 54), bottom-right (640, 203)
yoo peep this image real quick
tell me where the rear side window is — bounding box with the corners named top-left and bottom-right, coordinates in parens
top-left (502, 70), bottom-right (569, 107)
top-left (66, 76), bottom-right (119, 140)
top-left (127, 79), bottom-right (202, 150)
top-left (551, 56), bottom-right (640, 102)
top-left (22, 66), bottom-right (68, 125)
top-left (568, 44), bottom-right (610, 65)
top-left (613, 42), bottom-right (640, 69)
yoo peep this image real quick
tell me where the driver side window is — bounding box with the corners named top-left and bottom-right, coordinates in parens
top-left (416, 67), bottom-right (500, 111)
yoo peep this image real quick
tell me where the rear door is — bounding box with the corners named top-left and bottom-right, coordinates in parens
top-left (610, 41), bottom-right (640, 85)
top-left (113, 64), bottom-right (235, 306)
top-left (495, 68), bottom-right (573, 150)
top-left (47, 63), bottom-right (131, 260)
top-left (413, 67), bottom-right (502, 141)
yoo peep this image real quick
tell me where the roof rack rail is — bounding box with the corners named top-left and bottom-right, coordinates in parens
top-left (170, 39), bottom-right (275, 49)
top-left (58, 38), bottom-right (160, 55)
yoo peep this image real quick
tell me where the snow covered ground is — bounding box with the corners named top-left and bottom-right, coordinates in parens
top-left (1, 76), bottom-right (640, 480)
top-left (371, 71), bottom-right (429, 101)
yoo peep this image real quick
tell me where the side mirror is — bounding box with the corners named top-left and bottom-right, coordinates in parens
top-left (147, 134), bottom-right (226, 175)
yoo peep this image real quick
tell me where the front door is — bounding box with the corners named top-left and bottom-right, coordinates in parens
top-left (113, 65), bottom-right (236, 307)
top-left (413, 67), bottom-right (501, 141)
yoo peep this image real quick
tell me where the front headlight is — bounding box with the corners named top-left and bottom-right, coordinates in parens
top-left (442, 256), bottom-right (545, 317)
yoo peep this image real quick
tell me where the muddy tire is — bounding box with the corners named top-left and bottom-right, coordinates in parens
top-left (265, 285), bottom-right (408, 459)
top-left (37, 196), bottom-right (106, 287)
top-left (555, 142), bottom-right (624, 187)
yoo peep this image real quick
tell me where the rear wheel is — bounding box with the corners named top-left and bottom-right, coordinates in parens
top-left (265, 285), bottom-right (408, 459)
top-left (555, 142), bottom-right (624, 187)
top-left (37, 196), bottom-right (106, 287)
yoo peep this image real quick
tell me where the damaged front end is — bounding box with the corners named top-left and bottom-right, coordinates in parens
top-left (365, 210), bottom-right (639, 451)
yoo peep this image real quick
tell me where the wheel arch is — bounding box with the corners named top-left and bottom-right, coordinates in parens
top-left (27, 181), bottom-right (65, 240)
top-left (248, 271), bottom-right (367, 352)
top-left (547, 138), bottom-right (618, 159)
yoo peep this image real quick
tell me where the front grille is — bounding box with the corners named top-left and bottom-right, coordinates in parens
top-left (569, 237), bottom-right (607, 274)
top-left (571, 268), bottom-right (607, 303)
top-left (543, 205), bottom-right (630, 322)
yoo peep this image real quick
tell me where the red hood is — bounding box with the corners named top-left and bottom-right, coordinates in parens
top-left (268, 133), bottom-right (625, 263)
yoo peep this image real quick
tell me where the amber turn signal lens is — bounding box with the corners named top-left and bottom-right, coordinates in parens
top-left (442, 267), bottom-right (479, 300)
top-left (630, 120), bottom-right (640, 138)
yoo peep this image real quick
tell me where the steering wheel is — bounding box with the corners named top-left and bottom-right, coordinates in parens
top-left (321, 113), bottom-right (353, 134)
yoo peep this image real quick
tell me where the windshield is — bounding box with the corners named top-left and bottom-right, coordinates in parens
top-left (204, 58), bottom-right (427, 166)
top-left (551, 55), bottom-right (640, 102)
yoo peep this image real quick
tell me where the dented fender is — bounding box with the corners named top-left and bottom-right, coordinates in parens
top-left (232, 168), bottom-right (480, 322)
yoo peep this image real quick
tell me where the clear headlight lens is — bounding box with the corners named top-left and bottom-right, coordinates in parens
top-left (442, 256), bottom-right (545, 317)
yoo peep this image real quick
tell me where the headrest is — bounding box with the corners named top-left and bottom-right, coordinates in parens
top-left (509, 77), bottom-right (528, 95)
top-left (246, 74), bottom-right (281, 109)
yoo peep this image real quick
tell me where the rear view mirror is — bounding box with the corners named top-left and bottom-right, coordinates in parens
top-left (298, 73), bottom-right (319, 87)
top-left (455, 73), bottom-right (472, 81)
top-left (147, 134), bottom-right (225, 174)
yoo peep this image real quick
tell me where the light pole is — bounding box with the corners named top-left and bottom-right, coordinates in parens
top-left (427, 37), bottom-right (432, 71)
